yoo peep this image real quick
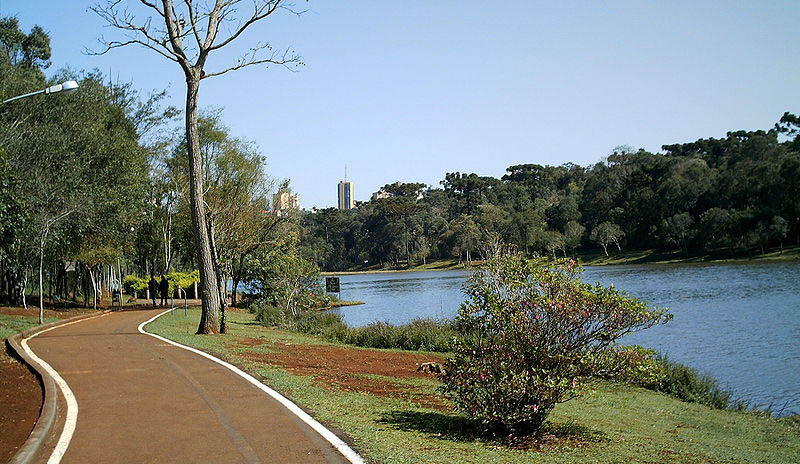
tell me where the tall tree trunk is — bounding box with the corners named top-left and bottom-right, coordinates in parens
top-left (186, 77), bottom-right (221, 334)
top-left (232, 275), bottom-right (240, 307)
top-left (207, 217), bottom-right (228, 334)
top-left (89, 268), bottom-right (98, 311)
top-left (21, 269), bottom-right (28, 310)
top-left (38, 229), bottom-right (47, 324)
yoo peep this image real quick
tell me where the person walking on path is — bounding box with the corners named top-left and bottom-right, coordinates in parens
top-left (148, 276), bottom-right (158, 307)
top-left (159, 275), bottom-right (169, 307)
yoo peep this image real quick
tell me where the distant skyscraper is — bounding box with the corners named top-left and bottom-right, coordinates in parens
top-left (338, 180), bottom-right (354, 210)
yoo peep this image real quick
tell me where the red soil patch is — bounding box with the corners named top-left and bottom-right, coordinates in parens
top-left (0, 352), bottom-right (41, 462)
top-left (0, 305), bottom-right (100, 460)
top-left (241, 340), bottom-right (449, 409)
top-left (238, 337), bottom-right (271, 347)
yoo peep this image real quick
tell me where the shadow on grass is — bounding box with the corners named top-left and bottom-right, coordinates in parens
top-left (378, 410), bottom-right (607, 451)
top-left (378, 410), bottom-right (483, 442)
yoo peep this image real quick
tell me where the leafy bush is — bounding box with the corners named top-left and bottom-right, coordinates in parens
top-left (122, 275), bottom-right (148, 294)
top-left (440, 251), bottom-right (671, 434)
top-left (593, 347), bottom-right (754, 412)
top-left (166, 271), bottom-right (199, 297)
top-left (655, 355), bottom-right (747, 411)
top-left (592, 345), bottom-right (666, 389)
top-left (251, 236), bottom-right (322, 315)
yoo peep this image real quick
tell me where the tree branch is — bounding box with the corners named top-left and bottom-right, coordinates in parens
top-left (202, 44), bottom-right (302, 79)
top-left (88, 1), bottom-right (190, 67)
top-left (207, 0), bottom-right (281, 52)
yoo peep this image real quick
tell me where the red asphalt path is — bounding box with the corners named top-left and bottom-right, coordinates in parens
top-left (25, 309), bottom-right (352, 463)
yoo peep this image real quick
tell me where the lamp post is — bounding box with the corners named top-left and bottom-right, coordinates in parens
top-left (1, 80), bottom-right (79, 105)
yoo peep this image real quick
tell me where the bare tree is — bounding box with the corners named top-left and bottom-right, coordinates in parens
top-left (90, 0), bottom-right (303, 333)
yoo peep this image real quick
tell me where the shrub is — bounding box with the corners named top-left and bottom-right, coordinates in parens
top-left (655, 355), bottom-right (746, 410)
top-left (440, 251), bottom-right (671, 434)
top-left (250, 299), bottom-right (454, 352)
top-left (165, 271), bottom-right (199, 297)
top-left (253, 302), bottom-right (289, 326)
top-left (122, 275), bottom-right (148, 295)
top-left (592, 345), bottom-right (666, 389)
top-left (593, 348), bottom-right (753, 412)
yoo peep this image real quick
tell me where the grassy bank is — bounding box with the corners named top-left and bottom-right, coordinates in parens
top-left (147, 308), bottom-right (800, 464)
top-left (322, 246), bottom-right (800, 275)
top-left (576, 246), bottom-right (800, 266)
top-left (322, 258), bottom-right (477, 275)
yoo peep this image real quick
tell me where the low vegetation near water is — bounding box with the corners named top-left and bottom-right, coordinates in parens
top-left (148, 308), bottom-right (800, 464)
top-left (250, 285), bottom-right (765, 418)
top-left (251, 254), bottom-right (770, 420)
top-left (253, 302), bottom-right (455, 352)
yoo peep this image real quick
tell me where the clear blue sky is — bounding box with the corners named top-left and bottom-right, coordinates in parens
top-left (4, 1), bottom-right (799, 208)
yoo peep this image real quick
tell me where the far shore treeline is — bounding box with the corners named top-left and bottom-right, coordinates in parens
top-left (299, 116), bottom-right (800, 270)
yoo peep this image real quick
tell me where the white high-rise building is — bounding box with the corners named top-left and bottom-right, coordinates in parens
top-left (273, 189), bottom-right (299, 214)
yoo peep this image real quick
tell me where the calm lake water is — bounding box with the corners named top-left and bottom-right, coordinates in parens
top-left (332, 262), bottom-right (800, 415)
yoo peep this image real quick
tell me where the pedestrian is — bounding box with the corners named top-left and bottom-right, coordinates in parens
top-left (148, 276), bottom-right (158, 307)
top-left (159, 275), bottom-right (169, 307)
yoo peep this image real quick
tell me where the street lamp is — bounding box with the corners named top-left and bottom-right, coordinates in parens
top-left (1, 80), bottom-right (79, 105)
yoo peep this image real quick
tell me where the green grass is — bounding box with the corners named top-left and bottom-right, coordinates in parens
top-left (0, 313), bottom-right (58, 341)
top-left (577, 246), bottom-right (800, 266)
top-left (322, 246), bottom-right (800, 274)
top-left (322, 258), bottom-right (475, 275)
top-left (147, 308), bottom-right (800, 464)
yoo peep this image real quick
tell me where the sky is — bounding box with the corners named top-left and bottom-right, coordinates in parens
top-left (3, 1), bottom-right (799, 208)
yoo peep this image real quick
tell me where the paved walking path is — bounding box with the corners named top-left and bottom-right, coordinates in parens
top-left (26, 309), bottom-right (351, 463)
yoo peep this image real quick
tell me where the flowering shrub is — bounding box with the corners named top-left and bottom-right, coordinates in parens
top-left (440, 251), bottom-right (671, 433)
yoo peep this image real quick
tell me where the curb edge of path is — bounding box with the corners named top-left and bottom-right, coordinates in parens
top-left (140, 309), bottom-right (368, 464)
top-left (5, 310), bottom-right (111, 464)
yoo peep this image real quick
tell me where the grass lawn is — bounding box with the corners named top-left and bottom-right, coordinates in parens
top-left (146, 308), bottom-right (800, 464)
top-left (577, 246), bottom-right (800, 266)
top-left (0, 312), bottom-right (57, 341)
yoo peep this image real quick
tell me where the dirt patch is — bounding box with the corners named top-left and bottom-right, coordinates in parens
top-left (237, 337), bottom-right (271, 347)
top-left (0, 350), bottom-right (41, 462)
top-left (244, 342), bottom-right (449, 409)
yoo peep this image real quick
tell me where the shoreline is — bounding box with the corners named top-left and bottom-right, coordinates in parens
top-left (318, 300), bottom-right (365, 311)
top-left (321, 246), bottom-right (800, 275)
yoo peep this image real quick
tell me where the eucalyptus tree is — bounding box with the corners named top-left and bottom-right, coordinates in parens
top-left (92, 0), bottom-right (303, 334)
top-left (168, 112), bottom-right (277, 331)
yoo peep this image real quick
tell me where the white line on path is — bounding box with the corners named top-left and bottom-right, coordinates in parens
top-left (138, 309), bottom-right (367, 464)
top-left (21, 313), bottom-right (110, 464)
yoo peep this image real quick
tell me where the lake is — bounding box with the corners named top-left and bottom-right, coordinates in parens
top-left (331, 262), bottom-right (800, 415)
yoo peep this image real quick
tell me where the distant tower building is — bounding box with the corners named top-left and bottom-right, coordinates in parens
top-left (273, 188), bottom-right (299, 216)
top-left (338, 166), bottom-right (355, 210)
